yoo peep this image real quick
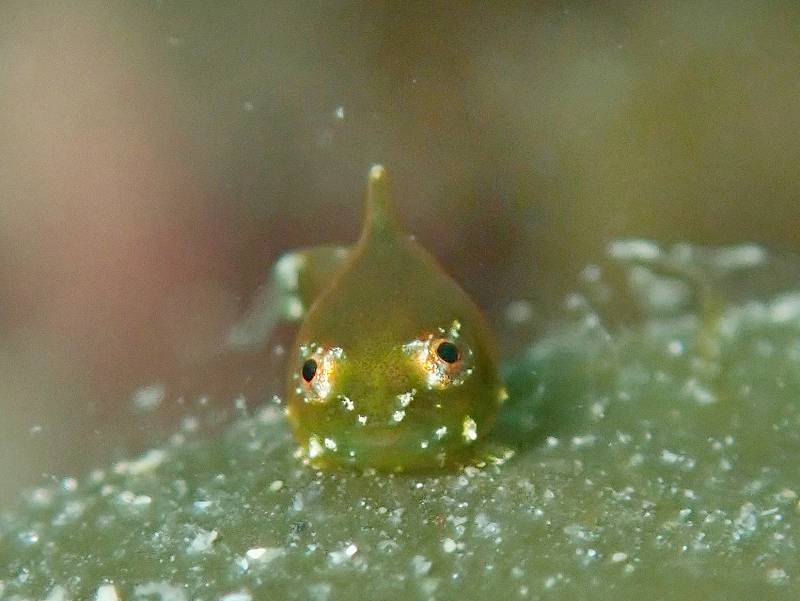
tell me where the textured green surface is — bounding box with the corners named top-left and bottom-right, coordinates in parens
top-left (2, 243), bottom-right (800, 601)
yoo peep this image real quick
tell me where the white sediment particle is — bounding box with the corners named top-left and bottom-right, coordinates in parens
top-left (18, 530), bottom-right (39, 545)
top-left (246, 546), bottom-right (285, 564)
top-left (334, 106), bottom-right (345, 120)
top-left (611, 552), bottom-right (628, 563)
top-left (442, 538), bottom-right (457, 553)
top-left (323, 437), bottom-right (338, 451)
top-left (769, 293), bottom-right (800, 324)
top-left (132, 383), bottom-right (165, 412)
top-left (275, 253), bottom-right (306, 291)
top-left (188, 528), bottom-right (218, 553)
top-left (733, 502), bottom-right (758, 538)
top-left (114, 449), bottom-right (167, 476)
top-left (712, 243), bottom-right (766, 270)
top-left (44, 586), bottom-right (68, 601)
top-left (411, 555), bottom-right (432, 575)
top-left (133, 582), bottom-right (188, 601)
top-left (766, 567), bottom-right (788, 585)
top-left (462, 417), bottom-right (477, 442)
top-left (392, 410), bottom-right (406, 422)
top-left (397, 389), bottom-right (416, 408)
top-left (683, 378), bottom-right (717, 406)
top-left (117, 491), bottom-right (152, 507)
top-left (570, 434), bottom-right (597, 449)
top-left (220, 592), bottom-right (253, 601)
top-left (357, 414), bottom-right (368, 425)
top-left (328, 543), bottom-right (358, 565)
top-left (505, 300), bottom-right (534, 324)
top-left (340, 396), bottom-right (355, 411)
top-left (95, 584), bottom-right (121, 601)
top-left (435, 426), bottom-right (448, 439)
top-left (308, 436), bottom-right (324, 458)
top-left (308, 583), bottom-right (332, 601)
top-left (667, 340), bottom-right (684, 355)
top-left (608, 239), bottom-right (662, 261)
top-left (660, 449), bottom-right (696, 470)
top-left (269, 480), bottom-right (284, 492)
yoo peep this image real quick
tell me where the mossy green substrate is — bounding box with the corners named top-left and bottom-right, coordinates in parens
top-left (2, 260), bottom-right (799, 601)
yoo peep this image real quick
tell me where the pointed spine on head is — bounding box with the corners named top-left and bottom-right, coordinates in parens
top-left (362, 164), bottom-right (399, 240)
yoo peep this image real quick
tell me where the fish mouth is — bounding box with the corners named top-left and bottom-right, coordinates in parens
top-left (303, 421), bottom-right (478, 472)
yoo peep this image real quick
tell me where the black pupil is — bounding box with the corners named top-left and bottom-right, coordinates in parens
top-left (436, 341), bottom-right (460, 363)
top-left (301, 359), bottom-right (318, 382)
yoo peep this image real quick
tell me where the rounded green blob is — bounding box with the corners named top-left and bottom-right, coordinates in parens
top-left (286, 166), bottom-right (506, 471)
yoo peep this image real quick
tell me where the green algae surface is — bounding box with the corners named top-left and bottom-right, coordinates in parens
top-left (2, 242), bottom-right (800, 601)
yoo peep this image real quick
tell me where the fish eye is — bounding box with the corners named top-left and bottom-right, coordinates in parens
top-left (403, 334), bottom-right (473, 390)
top-left (296, 345), bottom-right (344, 403)
top-left (301, 358), bottom-right (318, 382)
top-left (436, 341), bottom-right (460, 364)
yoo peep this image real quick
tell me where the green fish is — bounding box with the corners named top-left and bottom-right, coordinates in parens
top-left (230, 166), bottom-right (508, 471)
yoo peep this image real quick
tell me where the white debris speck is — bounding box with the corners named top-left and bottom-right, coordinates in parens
top-left (611, 552), bottom-right (628, 563)
top-left (766, 567), bottom-right (788, 585)
top-left (570, 434), bottom-right (597, 449)
top-left (308, 436), bottom-right (324, 458)
top-left (733, 502), bottom-right (758, 538)
top-left (712, 243), bottom-right (766, 271)
top-left (18, 530), bottom-right (39, 545)
top-left (45, 586), bottom-right (69, 601)
top-left (462, 417), bottom-right (477, 442)
top-left (435, 426), bottom-right (448, 439)
top-left (411, 554), bottom-right (432, 575)
top-left (392, 410), bottom-right (406, 423)
top-left (220, 592), bottom-right (253, 601)
top-left (769, 293), bottom-right (800, 324)
top-left (334, 106), bottom-right (345, 120)
top-left (328, 543), bottom-right (358, 565)
top-left (324, 437), bottom-right (338, 451)
top-left (667, 340), bottom-right (685, 355)
top-left (505, 300), bottom-right (534, 324)
top-left (275, 253), bottom-right (306, 290)
top-left (357, 414), bottom-right (368, 425)
top-left (133, 582), bottom-right (188, 601)
top-left (269, 480), bottom-right (284, 492)
top-left (608, 239), bottom-right (662, 261)
top-left (683, 378), bottom-right (717, 405)
top-left (340, 396), bottom-right (354, 411)
top-left (246, 546), bottom-right (285, 564)
top-left (397, 390), bottom-right (416, 408)
top-left (660, 449), bottom-right (696, 470)
top-left (132, 383), bottom-right (166, 412)
top-left (117, 491), bottom-right (152, 507)
top-left (308, 583), bottom-right (332, 601)
top-left (442, 538), bottom-right (457, 553)
top-left (95, 584), bottom-right (120, 601)
top-left (114, 449), bottom-right (167, 476)
top-left (188, 528), bottom-right (218, 554)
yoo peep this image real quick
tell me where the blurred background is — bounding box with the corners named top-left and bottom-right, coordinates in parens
top-left (0, 0), bottom-right (799, 505)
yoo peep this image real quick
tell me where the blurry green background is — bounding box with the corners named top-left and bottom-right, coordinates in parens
top-left (0, 0), bottom-right (799, 506)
